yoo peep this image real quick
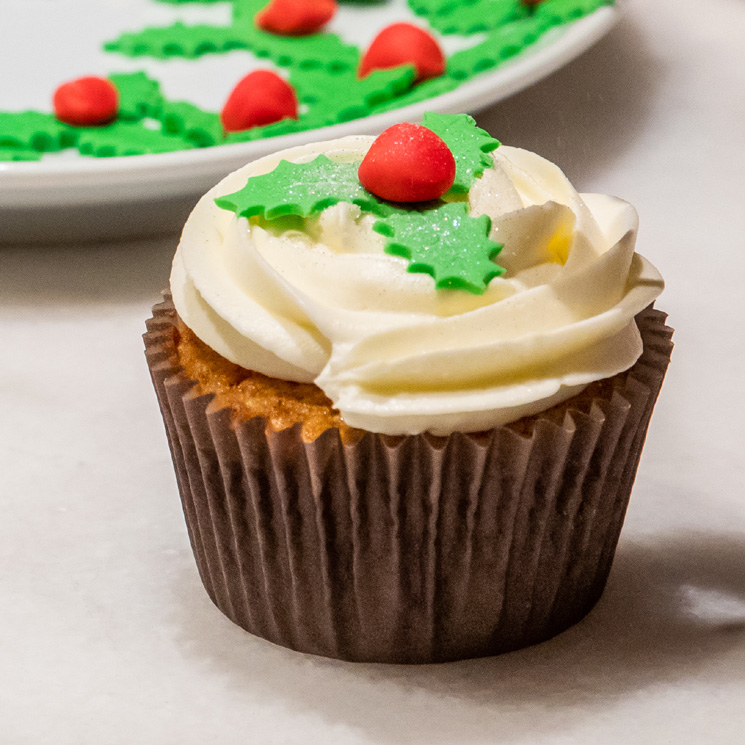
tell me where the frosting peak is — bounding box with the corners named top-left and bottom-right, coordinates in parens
top-left (171, 134), bottom-right (663, 435)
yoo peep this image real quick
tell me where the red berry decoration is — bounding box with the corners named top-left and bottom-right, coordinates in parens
top-left (358, 123), bottom-right (455, 203)
top-left (359, 23), bottom-right (445, 83)
top-left (255, 0), bottom-right (337, 36)
top-left (221, 70), bottom-right (299, 133)
top-left (53, 76), bottom-right (118, 127)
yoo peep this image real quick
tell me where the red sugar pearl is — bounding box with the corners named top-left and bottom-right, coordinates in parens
top-left (53, 76), bottom-right (118, 127)
top-left (358, 122), bottom-right (455, 203)
top-left (221, 70), bottom-right (299, 133)
top-left (255, 0), bottom-right (337, 36)
top-left (359, 23), bottom-right (445, 83)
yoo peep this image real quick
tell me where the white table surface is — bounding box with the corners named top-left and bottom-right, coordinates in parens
top-left (2, 0), bottom-right (744, 742)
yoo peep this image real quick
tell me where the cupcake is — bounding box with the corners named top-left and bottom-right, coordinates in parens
top-left (144, 114), bottom-right (672, 663)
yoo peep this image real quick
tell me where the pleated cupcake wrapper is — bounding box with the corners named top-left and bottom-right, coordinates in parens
top-left (144, 297), bottom-right (673, 663)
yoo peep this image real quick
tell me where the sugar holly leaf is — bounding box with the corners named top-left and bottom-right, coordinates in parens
top-left (215, 155), bottom-right (404, 220)
top-left (75, 120), bottom-right (197, 156)
top-left (0, 147), bottom-right (42, 162)
top-left (374, 202), bottom-right (504, 294)
top-left (108, 72), bottom-right (163, 121)
top-left (0, 111), bottom-right (76, 152)
top-left (104, 23), bottom-right (246, 59)
top-left (291, 65), bottom-right (416, 126)
top-left (422, 112), bottom-right (500, 194)
top-left (160, 100), bottom-right (222, 147)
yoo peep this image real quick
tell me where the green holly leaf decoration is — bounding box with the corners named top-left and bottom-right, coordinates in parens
top-left (374, 202), bottom-right (504, 294)
top-left (422, 112), bottom-right (500, 195)
top-left (108, 71), bottom-right (164, 121)
top-left (215, 155), bottom-right (404, 220)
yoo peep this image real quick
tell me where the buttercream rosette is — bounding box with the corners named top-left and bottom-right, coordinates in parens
top-left (170, 137), bottom-right (664, 435)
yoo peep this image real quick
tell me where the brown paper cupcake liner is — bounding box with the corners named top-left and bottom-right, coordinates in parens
top-left (144, 297), bottom-right (673, 663)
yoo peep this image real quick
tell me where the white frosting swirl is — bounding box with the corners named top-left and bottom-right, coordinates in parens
top-left (171, 136), bottom-right (664, 435)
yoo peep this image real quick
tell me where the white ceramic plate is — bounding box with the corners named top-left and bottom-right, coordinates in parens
top-left (0, 0), bottom-right (620, 241)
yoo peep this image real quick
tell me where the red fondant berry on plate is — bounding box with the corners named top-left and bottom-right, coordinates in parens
top-left (255, 0), bottom-right (337, 36)
top-left (221, 70), bottom-right (299, 133)
top-left (53, 76), bottom-right (118, 127)
top-left (359, 23), bottom-right (445, 83)
top-left (358, 122), bottom-right (455, 203)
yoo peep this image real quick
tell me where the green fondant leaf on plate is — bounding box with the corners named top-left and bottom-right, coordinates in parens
top-left (0, 147), bottom-right (44, 162)
top-left (0, 111), bottom-right (76, 152)
top-left (160, 100), bottom-right (223, 147)
top-left (109, 71), bottom-right (164, 121)
top-left (291, 64), bottom-right (416, 126)
top-left (76, 120), bottom-right (197, 157)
